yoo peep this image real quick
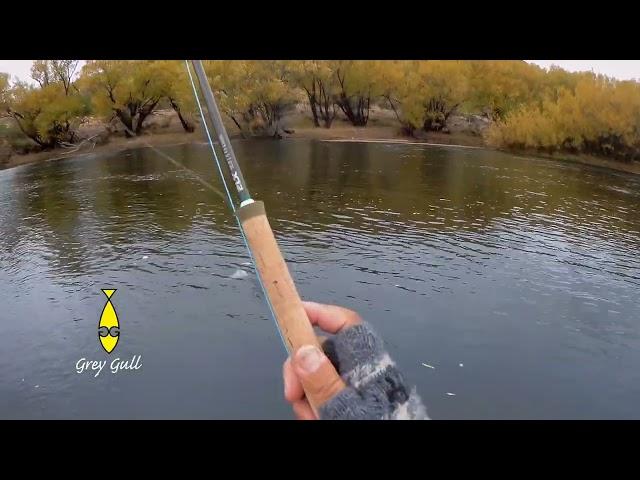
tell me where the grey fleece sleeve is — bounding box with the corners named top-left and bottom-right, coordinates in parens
top-left (319, 322), bottom-right (429, 420)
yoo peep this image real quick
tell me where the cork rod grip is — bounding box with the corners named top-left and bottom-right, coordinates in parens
top-left (237, 201), bottom-right (342, 413)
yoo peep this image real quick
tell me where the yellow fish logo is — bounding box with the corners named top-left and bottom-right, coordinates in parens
top-left (98, 289), bottom-right (120, 354)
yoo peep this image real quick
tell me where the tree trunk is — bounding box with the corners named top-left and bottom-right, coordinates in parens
top-left (9, 113), bottom-right (46, 147)
top-left (175, 108), bottom-right (194, 133)
top-left (384, 95), bottom-right (415, 137)
top-left (336, 94), bottom-right (369, 127)
top-left (423, 100), bottom-right (458, 132)
top-left (335, 68), bottom-right (369, 127)
top-left (169, 98), bottom-right (195, 133)
top-left (229, 114), bottom-right (248, 139)
top-left (317, 79), bottom-right (336, 128)
top-left (337, 97), bottom-right (354, 124)
top-left (267, 103), bottom-right (284, 139)
top-left (134, 113), bottom-right (145, 135)
top-left (134, 99), bottom-right (159, 135)
top-left (114, 109), bottom-right (134, 137)
top-left (304, 85), bottom-right (320, 127)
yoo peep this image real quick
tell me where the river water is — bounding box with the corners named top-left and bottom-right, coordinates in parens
top-left (1, 140), bottom-right (639, 419)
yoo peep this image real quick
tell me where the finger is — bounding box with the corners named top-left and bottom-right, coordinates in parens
top-left (292, 399), bottom-right (317, 420)
top-left (283, 357), bottom-right (305, 403)
top-left (302, 301), bottom-right (362, 334)
top-left (293, 344), bottom-right (346, 409)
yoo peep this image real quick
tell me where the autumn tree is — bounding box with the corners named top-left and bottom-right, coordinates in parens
top-left (204, 60), bottom-right (300, 138)
top-left (2, 82), bottom-right (87, 148)
top-left (377, 60), bottom-right (420, 135)
top-left (288, 60), bottom-right (338, 128)
top-left (2, 62), bottom-right (88, 149)
top-left (334, 60), bottom-right (380, 126)
top-left (150, 60), bottom-right (195, 132)
top-left (31, 60), bottom-right (80, 95)
top-left (242, 60), bottom-right (300, 137)
top-left (467, 61), bottom-right (549, 120)
top-left (80, 60), bottom-right (165, 136)
top-left (541, 65), bottom-right (581, 101)
top-left (203, 60), bottom-right (251, 136)
top-left (487, 74), bottom-right (640, 161)
top-left (420, 61), bottom-right (471, 131)
top-left (378, 61), bottom-right (470, 135)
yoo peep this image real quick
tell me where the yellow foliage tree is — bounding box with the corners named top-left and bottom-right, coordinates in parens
top-left (203, 60), bottom-right (251, 135)
top-left (334, 60), bottom-right (382, 126)
top-left (151, 60), bottom-right (195, 132)
top-left (487, 74), bottom-right (640, 161)
top-left (379, 61), bottom-right (470, 135)
top-left (204, 60), bottom-right (300, 137)
top-left (31, 60), bottom-right (81, 95)
top-left (2, 63), bottom-right (88, 149)
top-left (80, 60), bottom-right (167, 136)
top-left (468, 61), bottom-right (547, 120)
top-left (287, 60), bottom-right (338, 128)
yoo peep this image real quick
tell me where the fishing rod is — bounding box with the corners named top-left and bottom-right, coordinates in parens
top-left (186, 60), bottom-right (341, 413)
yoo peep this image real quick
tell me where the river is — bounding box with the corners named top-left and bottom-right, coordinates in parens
top-left (1, 140), bottom-right (639, 419)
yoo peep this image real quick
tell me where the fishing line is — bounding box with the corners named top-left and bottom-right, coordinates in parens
top-left (184, 61), bottom-right (237, 214)
top-left (119, 105), bottom-right (288, 353)
top-left (184, 60), bottom-right (290, 353)
top-left (58, 62), bottom-right (289, 353)
top-left (116, 123), bottom-right (227, 203)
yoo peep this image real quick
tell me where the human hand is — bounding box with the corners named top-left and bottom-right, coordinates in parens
top-left (283, 301), bottom-right (428, 420)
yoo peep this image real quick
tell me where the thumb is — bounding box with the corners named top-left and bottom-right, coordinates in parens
top-left (293, 344), bottom-right (346, 409)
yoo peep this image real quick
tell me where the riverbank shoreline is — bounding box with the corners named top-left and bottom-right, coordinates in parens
top-left (2, 123), bottom-right (639, 177)
top-left (0, 122), bottom-right (487, 172)
top-left (504, 149), bottom-right (640, 175)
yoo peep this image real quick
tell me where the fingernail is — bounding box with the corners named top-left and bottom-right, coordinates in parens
top-left (296, 345), bottom-right (324, 373)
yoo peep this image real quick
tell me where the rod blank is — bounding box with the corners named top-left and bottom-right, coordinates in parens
top-left (191, 60), bottom-right (251, 205)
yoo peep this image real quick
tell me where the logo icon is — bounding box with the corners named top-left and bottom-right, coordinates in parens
top-left (98, 289), bottom-right (120, 354)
